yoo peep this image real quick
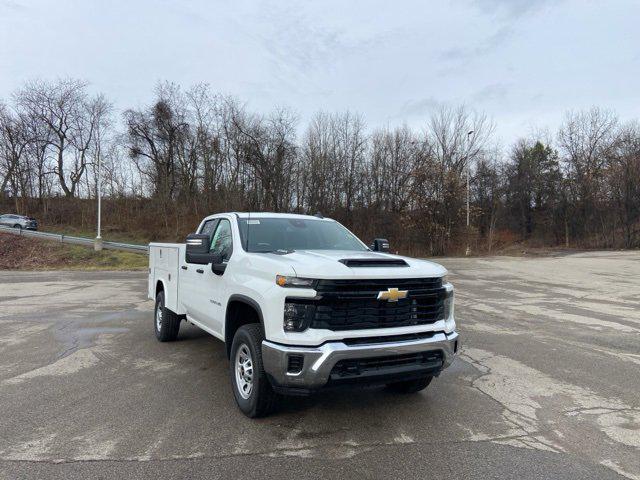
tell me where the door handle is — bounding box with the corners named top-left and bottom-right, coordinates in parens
top-left (196, 268), bottom-right (204, 274)
top-left (181, 266), bottom-right (188, 270)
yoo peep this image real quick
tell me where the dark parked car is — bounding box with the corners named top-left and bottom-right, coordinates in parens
top-left (0, 214), bottom-right (38, 230)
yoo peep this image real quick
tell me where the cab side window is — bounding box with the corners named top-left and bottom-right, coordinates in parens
top-left (199, 219), bottom-right (219, 238)
top-left (210, 219), bottom-right (233, 261)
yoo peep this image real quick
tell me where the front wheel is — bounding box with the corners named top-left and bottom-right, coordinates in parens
top-left (154, 291), bottom-right (180, 342)
top-left (230, 324), bottom-right (278, 418)
top-left (13, 224), bottom-right (22, 229)
top-left (386, 375), bottom-right (433, 393)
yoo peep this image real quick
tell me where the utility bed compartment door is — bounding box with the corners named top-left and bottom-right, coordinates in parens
top-left (149, 244), bottom-right (181, 313)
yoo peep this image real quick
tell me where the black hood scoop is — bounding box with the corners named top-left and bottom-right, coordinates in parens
top-left (339, 258), bottom-right (409, 268)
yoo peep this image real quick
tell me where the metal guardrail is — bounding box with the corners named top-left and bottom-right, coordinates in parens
top-left (0, 225), bottom-right (149, 254)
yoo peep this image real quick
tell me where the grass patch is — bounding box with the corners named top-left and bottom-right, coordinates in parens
top-left (59, 244), bottom-right (148, 270)
top-left (43, 224), bottom-right (151, 244)
top-left (0, 232), bottom-right (148, 270)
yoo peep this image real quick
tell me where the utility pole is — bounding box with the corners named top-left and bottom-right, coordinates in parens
top-left (465, 130), bottom-right (474, 256)
top-left (94, 149), bottom-right (103, 251)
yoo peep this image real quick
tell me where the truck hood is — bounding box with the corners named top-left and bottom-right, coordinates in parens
top-left (266, 250), bottom-right (447, 279)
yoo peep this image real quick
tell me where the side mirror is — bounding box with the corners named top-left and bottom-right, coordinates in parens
top-left (370, 238), bottom-right (390, 252)
top-left (185, 234), bottom-right (213, 264)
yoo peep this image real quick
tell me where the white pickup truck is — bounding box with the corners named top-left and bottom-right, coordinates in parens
top-left (148, 212), bottom-right (459, 417)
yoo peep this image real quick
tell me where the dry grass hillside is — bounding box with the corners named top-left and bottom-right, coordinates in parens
top-left (0, 233), bottom-right (147, 270)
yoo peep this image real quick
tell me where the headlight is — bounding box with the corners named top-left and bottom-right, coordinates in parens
top-left (283, 301), bottom-right (316, 331)
top-left (441, 275), bottom-right (449, 285)
top-left (276, 275), bottom-right (316, 288)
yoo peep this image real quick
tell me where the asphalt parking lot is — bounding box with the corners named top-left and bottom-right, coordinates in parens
top-left (0, 251), bottom-right (638, 479)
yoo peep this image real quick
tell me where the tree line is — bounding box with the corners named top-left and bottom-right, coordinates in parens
top-left (1, 79), bottom-right (639, 254)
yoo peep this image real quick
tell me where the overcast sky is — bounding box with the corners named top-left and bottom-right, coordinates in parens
top-left (1, 0), bottom-right (639, 145)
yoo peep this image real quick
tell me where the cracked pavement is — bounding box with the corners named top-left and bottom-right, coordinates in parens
top-left (0, 252), bottom-right (638, 479)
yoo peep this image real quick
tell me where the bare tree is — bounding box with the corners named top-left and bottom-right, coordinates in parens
top-left (186, 84), bottom-right (225, 210)
top-left (125, 83), bottom-right (190, 200)
top-left (418, 105), bottom-right (494, 253)
top-left (558, 108), bottom-right (619, 244)
top-left (228, 102), bottom-right (298, 211)
top-left (609, 121), bottom-right (640, 247)
top-left (22, 109), bottom-right (54, 205)
top-left (474, 153), bottom-right (504, 252)
top-left (427, 105), bottom-right (494, 174)
top-left (14, 79), bottom-right (110, 198)
top-left (0, 103), bottom-right (31, 200)
top-left (301, 111), bottom-right (366, 218)
top-left (367, 125), bottom-right (423, 212)
top-left (302, 112), bottom-right (334, 213)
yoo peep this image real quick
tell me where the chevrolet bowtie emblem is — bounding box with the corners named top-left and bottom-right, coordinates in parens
top-left (377, 287), bottom-right (408, 302)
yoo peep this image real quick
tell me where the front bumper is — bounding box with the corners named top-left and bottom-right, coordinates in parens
top-left (262, 331), bottom-right (459, 391)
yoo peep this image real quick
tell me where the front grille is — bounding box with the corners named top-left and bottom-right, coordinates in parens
top-left (330, 351), bottom-right (444, 379)
top-left (308, 277), bottom-right (445, 331)
top-left (315, 277), bottom-right (442, 297)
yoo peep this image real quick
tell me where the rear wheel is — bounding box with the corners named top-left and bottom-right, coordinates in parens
top-left (13, 224), bottom-right (21, 229)
top-left (154, 290), bottom-right (180, 342)
top-left (386, 375), bottom-right (433, 393)
top-left (230, 324), bottom-right (278, 418)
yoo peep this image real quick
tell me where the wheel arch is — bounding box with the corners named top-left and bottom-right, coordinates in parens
top-left (225, 295), bottom-right (265, 358)
top-left (155, 279), bottom-right (166, 297)
top-left (154, 278), bottom-right (170, 310)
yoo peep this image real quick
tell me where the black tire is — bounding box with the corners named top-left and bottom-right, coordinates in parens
top-left (154, 290), bottom-right (180, 342)
top-left (386, 375), bottom-right (433, 393)
top-left (229, 324), bottom-right (278, 418)
top-left (13, 224), bottom-right (21, 229)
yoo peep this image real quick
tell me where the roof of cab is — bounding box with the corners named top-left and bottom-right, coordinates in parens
top-left (231, 212), bottom-right (332, 221)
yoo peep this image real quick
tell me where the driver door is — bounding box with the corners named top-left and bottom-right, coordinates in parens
top-left (192, 218), bottom-right (233, 335)
top-left (180, 219), bottom-right (217, 320)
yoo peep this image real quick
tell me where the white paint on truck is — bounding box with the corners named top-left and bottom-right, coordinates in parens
top-left (148, 212), bottom-right (459, 417)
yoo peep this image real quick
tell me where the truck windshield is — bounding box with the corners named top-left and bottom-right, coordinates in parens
top-left (237, 218), bottom-right (368, 253)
